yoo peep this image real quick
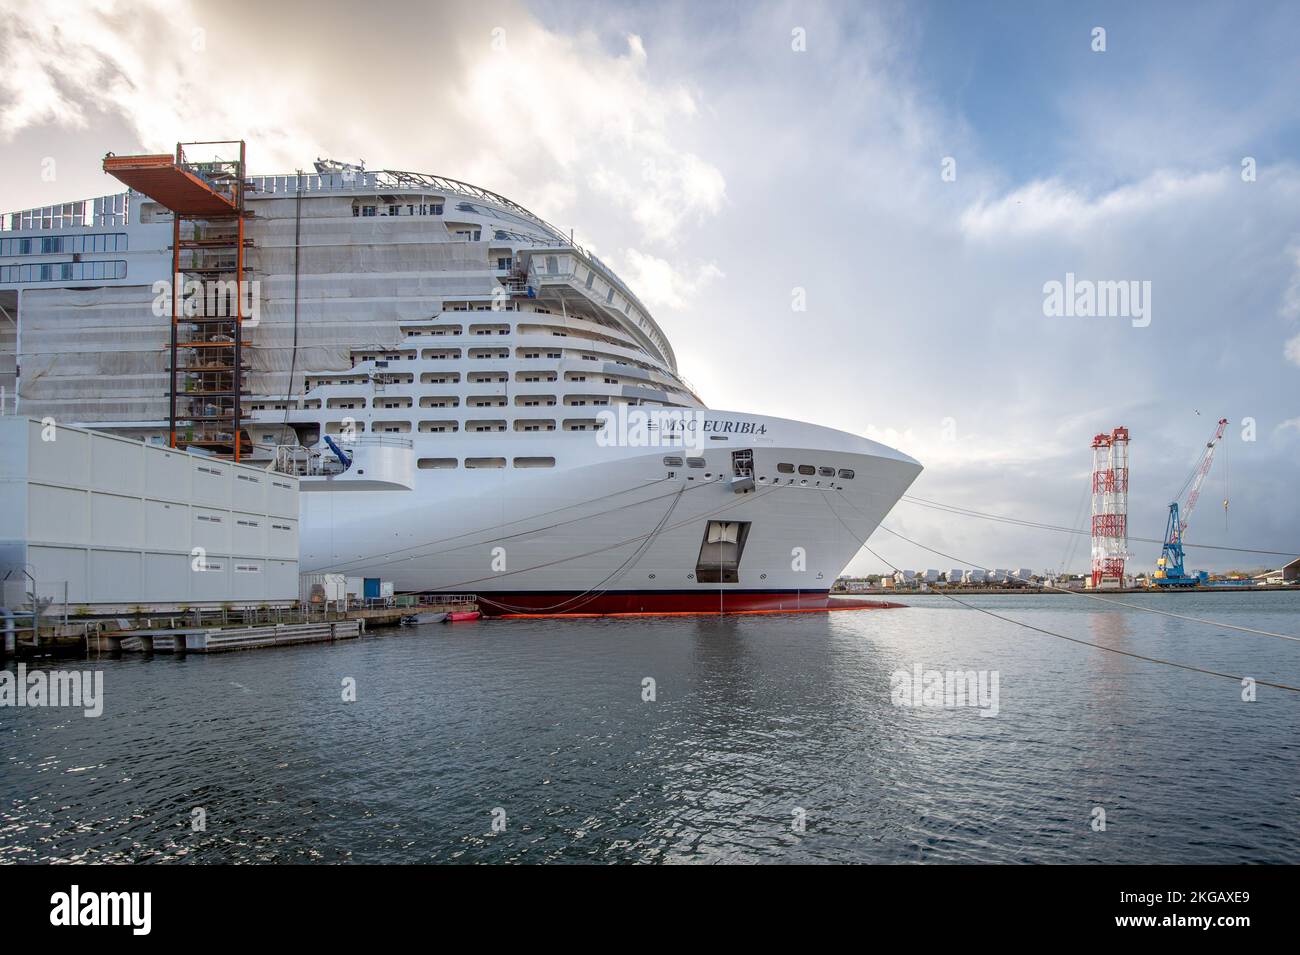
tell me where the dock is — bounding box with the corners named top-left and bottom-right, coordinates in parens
top-left (90, 618), bottom-right (364, 655)
top-left (4, 598), bottom-right (479, 662)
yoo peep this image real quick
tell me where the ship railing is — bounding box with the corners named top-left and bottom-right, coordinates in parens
top-left (272, 444), bottom-right (342, 478)
top-left (244, 169), bottom-right (551, 229)
top-left (2, 193), bottom-right (131, 232)
top-left (272, 436), bottom-right (413, 477)
top-left (393, 593), bottom-right (478, 608)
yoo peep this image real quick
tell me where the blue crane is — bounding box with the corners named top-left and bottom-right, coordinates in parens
top-left (1151, 417), bottom-right (1227, 588)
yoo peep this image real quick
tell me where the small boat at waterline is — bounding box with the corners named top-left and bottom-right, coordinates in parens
top-left (402, 611), bottom-right (448, 625)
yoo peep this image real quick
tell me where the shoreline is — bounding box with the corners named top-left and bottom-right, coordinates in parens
top-left (837, 585), bottom-right (1296, 597)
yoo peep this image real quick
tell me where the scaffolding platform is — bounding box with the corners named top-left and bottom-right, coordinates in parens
top-left (104, 141), bottom-right (253, 460)
top-left (101, 153), bottom-right (241, 216)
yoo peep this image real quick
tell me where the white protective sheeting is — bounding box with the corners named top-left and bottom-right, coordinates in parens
top-left (13, 203), bottom-right (498, 424)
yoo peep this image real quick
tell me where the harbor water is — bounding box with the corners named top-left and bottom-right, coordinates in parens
top-left (2, 591), bottom-right (1297, 863)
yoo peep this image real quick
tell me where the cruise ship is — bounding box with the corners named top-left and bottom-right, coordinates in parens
top-left (0, 144), bottom-right (921, 614)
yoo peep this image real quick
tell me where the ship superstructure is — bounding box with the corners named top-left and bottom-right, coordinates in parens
top-left (0, 147), bottom-right (921, 613)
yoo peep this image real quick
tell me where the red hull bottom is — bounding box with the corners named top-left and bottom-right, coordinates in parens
top-left (469, 590), bottom-right (906, 618)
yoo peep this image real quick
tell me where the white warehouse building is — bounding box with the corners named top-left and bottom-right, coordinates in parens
top-left (0, 417), bottom-right (299, 610)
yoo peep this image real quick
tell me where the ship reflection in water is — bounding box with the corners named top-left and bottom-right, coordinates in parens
top-left (1, 592), bottom-right (1296, 863)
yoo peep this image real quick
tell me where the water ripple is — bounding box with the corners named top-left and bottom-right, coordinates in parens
top-left (1, 592), bottom-right (1297, 863)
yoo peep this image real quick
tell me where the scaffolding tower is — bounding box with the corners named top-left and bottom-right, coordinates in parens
top-left (1090, 426), bottom-right (1130, 589)
top-left (104, 141), bottom-right (252, 460)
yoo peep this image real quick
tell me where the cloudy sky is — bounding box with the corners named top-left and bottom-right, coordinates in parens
top-left (2, 0), bottom-right (1297, 574)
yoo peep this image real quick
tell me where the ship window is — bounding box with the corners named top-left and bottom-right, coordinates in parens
top-left (838, 469), bottom-right (855, 479)
top-left (819, 467), bottom-right (835, 477)
top-left (547, 255), bottom-right (558, 274)
top-left (797, 465), bottom-right (815, 475)
top-left (418, 458), bottom-right (458, 469)
top-left (663, 456), bottom-right (684, 467)
top-left (686, 457), bottom-right (705, 468)
top-left (465, 457), bottom-right (506, 469)
top-left (585, 271), bottom-right (595, 289)
top-left (695, 520), bottom-right (752, 584)
top-left (513, 457), bottom-right (555, 468)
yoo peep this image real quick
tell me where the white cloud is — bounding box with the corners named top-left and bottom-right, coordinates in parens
top-left (959, 169), bottom-right (1226, 241)
top-left (1286, 334), bottom-right (1300, 368)
top-left (454, 26), bottom-right (724, 245)
top-left (0, 1), bottom-right (726, 248)
top-left (1281, 244), bottom-right (1300, 367)
top-left (614, 249), bottom-right (722, 310)
top-left (0, 0), bottom-right (327, 170)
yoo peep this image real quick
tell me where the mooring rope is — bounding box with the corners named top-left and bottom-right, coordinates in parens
top-left (873, 520), bottom-right (1300, 644)
top-left (899, 493), bottom-right (1299, 558)
top-left (822, 492), bottom-right (1300, 694)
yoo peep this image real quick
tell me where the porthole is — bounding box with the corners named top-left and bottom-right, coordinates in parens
top-left (777, 463), bottom-right (794, 474)
top-left (797, 465), bottom-right (815, 476)
top-left (838, 468), bottom-right (855, 479)
top-left (819, 467), bottom-right (835, 477)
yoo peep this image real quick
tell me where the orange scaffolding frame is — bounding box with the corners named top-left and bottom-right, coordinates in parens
top-left (104, 141), bottom-right (251, 460)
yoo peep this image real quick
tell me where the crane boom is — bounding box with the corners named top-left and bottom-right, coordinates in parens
top-left (1180, 417), bottom-right (1228, 530)
top-left (1151, 417), bottom-right (1228, 588)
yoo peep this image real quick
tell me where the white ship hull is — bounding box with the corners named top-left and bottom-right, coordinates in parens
top-left (299, 409), bottom-right (920, 614)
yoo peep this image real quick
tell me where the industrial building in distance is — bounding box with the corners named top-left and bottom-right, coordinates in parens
top-left (835, 561), bottom-right (1297, 593)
